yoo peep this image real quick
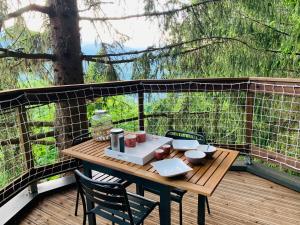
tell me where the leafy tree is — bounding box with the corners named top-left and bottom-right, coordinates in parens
top-left (85, 44), bottom-right (119, 83)
top-left (154, 0), bottom-right (300, 78)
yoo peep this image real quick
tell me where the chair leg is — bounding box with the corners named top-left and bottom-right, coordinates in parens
top-left (112, 213), bottom-right (115, 225)
top-left (79, 190), bottom-right (88, 225)
top-left (205, 197), bottom-right (211, 215)
top-left (179, 201), bottom-right (183, 225)
top-left (75, 188), bottom-right (80, 216)
top-left (83, 214), bottom-right (86, 225)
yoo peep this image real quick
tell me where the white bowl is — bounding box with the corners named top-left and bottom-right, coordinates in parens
top-left (184, 150), bottom-right (206, 164)
top-left (197, 144), bottom-right (217, 156)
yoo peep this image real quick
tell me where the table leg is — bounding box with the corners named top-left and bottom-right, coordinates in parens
top-left (159, 185), bottom-right (171, 225)
top-left (198, 194), bottom-right (205, 225)
top-left (83, 166), bottom-right (96, 225)
top-left (136, 184), bottom-right (144, 196)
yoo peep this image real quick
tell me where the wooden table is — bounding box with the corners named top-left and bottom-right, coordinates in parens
top-left (63, 140), bottom-right (238, 225)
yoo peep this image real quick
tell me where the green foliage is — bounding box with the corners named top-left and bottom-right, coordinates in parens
top-left (87, 95), bottom-right (138, 131)
top-left (0, 17), bottom-right (51, 90)
top-left (152, 0), bottom-right (300, 78)
top-left (85, 44), bottom-right (119, 83)
top-left (32, 144), bottom-right (58, 167)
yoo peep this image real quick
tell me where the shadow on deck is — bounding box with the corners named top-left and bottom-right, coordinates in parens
top-left (16, 171), bottom-right (300, 225)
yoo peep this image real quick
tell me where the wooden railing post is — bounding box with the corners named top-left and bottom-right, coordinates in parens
top-left (16, 106), bottom-right (37, 194)
top-left (138, 90), bottom-right (145, 131)
top-left (245, 90), bottom-right (254, 165)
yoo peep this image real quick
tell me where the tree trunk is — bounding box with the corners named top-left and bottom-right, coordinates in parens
top-left (48, 0), bottom-right (88, 150)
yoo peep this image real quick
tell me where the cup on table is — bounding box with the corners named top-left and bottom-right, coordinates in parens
top-left (125, 134), bottom-right (137, 148)
top-left (154, 149), bottom-right (167, 160)
top-left (161, 144), bottom-right (171, 155)
top-left (135, 131), bottom-right (146, 143)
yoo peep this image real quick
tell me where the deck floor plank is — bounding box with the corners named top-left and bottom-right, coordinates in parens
top-left (17, 172), bottom-right (300, 225)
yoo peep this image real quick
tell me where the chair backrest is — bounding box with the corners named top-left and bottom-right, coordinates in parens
top-left (74, 170), bottom-right (134, 225)
top-left (72, 132), bottom-right (92, 146)
top-left (165, 130), bottom-right (207, 144)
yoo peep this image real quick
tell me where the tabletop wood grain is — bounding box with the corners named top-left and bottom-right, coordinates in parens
top-left (62, 140), bottom-right (239, 196)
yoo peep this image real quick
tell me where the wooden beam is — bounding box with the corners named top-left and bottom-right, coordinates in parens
top-left (16, 106), bottom-right (37, 194)
top-left (245, 91), bottom-right (254, 151)
top-left (0, 130), bottom-right (55, 146)
top-left (16, 107), bottom-right (34, 171)
top-left (0, 78), bottom-right (298, 110)
top-left (138, 91), bottom-right (144, 130)
top-left (0, 121), bottom-right (54, 128)
top-left (251, 145), bottom-right (300, 171)
top-left (249, 81), bottom-right (300, 96)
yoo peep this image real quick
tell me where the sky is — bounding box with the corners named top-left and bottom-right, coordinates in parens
top-left (5, 0), bottom-right (168, 49)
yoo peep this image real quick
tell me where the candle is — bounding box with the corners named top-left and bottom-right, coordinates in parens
top-left (154, 149), bottom-right (166, 160)
top-left (135, 131), bottom-right (146, 143)
top-left (161, 144), bottom-right (171, 155)
top-left (125, 134), bottom-right (137, 148)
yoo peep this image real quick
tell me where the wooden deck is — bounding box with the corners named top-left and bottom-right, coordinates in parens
top-left (17, 171), bottom-right (300, 225)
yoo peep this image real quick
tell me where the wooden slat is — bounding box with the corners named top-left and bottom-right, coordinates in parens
top-left (205, 151), bottom-right (239, 195)
top-left (17, 171), bottom-right (300, 225)
top-left (188, 151), bottom-right (222, 184)
top-left (197, 151), bottom-right (229, 186)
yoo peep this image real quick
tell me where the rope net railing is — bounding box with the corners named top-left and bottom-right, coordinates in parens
top-left (0, 79), bottom-right (299, 206)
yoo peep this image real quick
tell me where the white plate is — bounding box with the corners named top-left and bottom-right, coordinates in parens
top-left (172, 139), bottom-right (200, 151)
top-left (151, 158), bottom-right (193, 177)
top-left (197, 144), bottom-right (217, 153)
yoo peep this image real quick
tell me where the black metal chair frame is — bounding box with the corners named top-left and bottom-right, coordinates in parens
top-left (72, 133), bottom-right (131, 217)
top-left (74, 170), bottom-right (159, 225)
top-left (143, 130), bottom-right (210, 225)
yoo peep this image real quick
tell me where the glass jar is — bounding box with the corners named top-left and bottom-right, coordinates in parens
top-left (91, 110), bottom-right (113, 141)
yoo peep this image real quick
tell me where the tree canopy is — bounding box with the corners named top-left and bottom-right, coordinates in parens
top-left (0, 0), bottom-right (298, 90)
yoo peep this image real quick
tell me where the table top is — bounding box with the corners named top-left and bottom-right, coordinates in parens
top-left (63, 140), bottom-right (239, 196)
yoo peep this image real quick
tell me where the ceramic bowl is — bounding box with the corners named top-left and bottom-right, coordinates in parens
top-left (197, 144), bottom-right (217, 157)
top-left (184, 150), bottom-right (206, 165)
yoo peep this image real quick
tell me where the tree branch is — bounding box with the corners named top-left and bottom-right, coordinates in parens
top-left (219, 37), bottom-right (300, 56)
top-left (0, 4), bottom-right (50, 26)
top-left (237, 11), bottom-right (290, 36)
top-left (0, 48), bottom-right (55, 61)
top-left (82, 40), bottom-right (227, 64)
top-left (79, 0), bottom-right (221, 21)
top-left (83, 37), bottom-right (219, 59)
top-left (78, 1), bottom-right (113, 13)
top-left (82, 35), bottom-right (300, 61)
top-left (82, 36), bottom-right (300, 64)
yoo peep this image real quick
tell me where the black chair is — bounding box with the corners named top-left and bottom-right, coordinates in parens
top-left (73, 133), bottom-right (131, 217)
top-left (143, 130), bottom-right (210, 225)
top-left (74, 170), bottom-right (159, 225)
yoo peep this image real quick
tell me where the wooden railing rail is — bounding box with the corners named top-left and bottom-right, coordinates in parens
top-left (0, 78), bottom-right (299, 109)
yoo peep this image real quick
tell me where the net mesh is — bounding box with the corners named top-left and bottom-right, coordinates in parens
top-left (0, 80), bottom-right (299, 206)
